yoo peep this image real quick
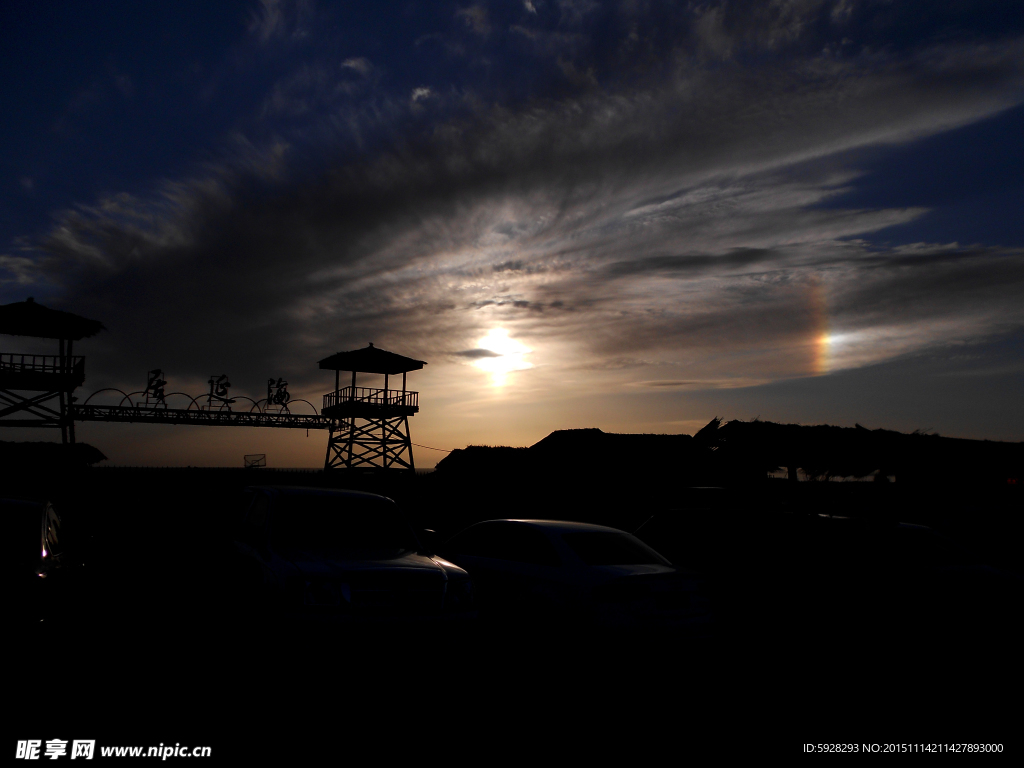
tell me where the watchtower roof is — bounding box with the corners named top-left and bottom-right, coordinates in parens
top-left (0, 298), bottom-right (105, 341)
top-left (318, 344), bottom-right (426, 375)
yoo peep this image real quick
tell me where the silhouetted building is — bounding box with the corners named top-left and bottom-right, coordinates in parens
top-left (434, 420), bottom-right (1023, 489)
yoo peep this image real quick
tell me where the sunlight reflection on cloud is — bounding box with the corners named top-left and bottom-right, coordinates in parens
top-left (472, 328), bottom-right (533, 387)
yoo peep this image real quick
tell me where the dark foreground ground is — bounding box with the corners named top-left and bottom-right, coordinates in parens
top-left (7, 466), bottom-right (1022, 759)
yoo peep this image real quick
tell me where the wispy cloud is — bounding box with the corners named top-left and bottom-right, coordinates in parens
top-left (341, 57), bottom-right (373, 76)
top-left (411, 86), bottom-right (433, 103)
top-left (456, 5), bottom-right (491, 37)
top-left (455, 348), bottom-right (503, 359)
top-left (249, 0), bottom-right (314, 43)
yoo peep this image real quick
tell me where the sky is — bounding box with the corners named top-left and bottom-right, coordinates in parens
top-left (1, 0), bottom-right (1022, 467)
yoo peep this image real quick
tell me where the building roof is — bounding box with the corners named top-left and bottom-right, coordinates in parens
top-left (0, 298), bottom-right (105, 341)
top-left (318, 344), bottom-right (426, 374)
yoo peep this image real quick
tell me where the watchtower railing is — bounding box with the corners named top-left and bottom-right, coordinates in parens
top-left (0, 353), bottom-right (85, 378)
top-left (323, 386), bottom-right (418, 411)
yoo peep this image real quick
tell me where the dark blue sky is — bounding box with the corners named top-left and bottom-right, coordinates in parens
top-left (820, 103), bottom-right (1024, 247)
top-left (2, 1), bottom-right (1022, 464)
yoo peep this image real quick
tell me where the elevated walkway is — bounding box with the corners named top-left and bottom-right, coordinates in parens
top-left (72, 404), bottom-right (329, 429)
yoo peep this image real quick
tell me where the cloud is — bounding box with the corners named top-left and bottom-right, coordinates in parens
top-left (456, 5), bottom-right (491, 36)
top-left (341, 58), bottom-right (373, 76)
top-left (0, 255), bottom-right (37, 285)
top-left (455, 348), bottom-right (503, 358)
top-left (557, 0), bottom-right (600, 27)
top-left (631, 378), bottom-right (771, 390)
top-left (250, 0), bottom-right (285, 42)
top-left (12, 5), bottom-right (1024, 409)
top-left (604, 248), bottom-right (777, 278)
top-left (249, 0), bottom-right (314, 43)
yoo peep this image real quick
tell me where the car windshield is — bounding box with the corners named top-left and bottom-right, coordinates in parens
top-left (271, 495), bottom-right (419, 559)
top-left (561, 531), bottom-right (670, 567)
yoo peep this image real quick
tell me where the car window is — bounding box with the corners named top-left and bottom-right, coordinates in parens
top-left (561, 531), bottom-right (670, 566)
top-left (270, 495), bottom-right (419, 559)
top-left (448, 523), bottom-right (561, 566)
top-left (503, 525), bottom-right (561, 566)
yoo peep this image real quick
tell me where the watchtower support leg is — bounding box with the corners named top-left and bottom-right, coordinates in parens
top-left (346, 415), bottom-right (355, 468)
top-left (403, 415), bottom-right (414, 471)
top-left (323, 413), bottom-right (415, 472)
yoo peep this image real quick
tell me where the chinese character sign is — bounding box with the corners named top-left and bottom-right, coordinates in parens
top-left (207, 374), bottom-right (234, 408)
top-left (145, 369), bottom-right (167, 405)
top-left (267, 378), bottom-right (290, 408)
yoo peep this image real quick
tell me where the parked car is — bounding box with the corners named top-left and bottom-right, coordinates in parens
top-left (842, 520), bottom-right (1024, 639)
top-left (634, 508), bottom-right (1024, 643)
top-left (227, 486), bottom-right (474, 622)
top-left (439, 519), bottom-right (712, 630)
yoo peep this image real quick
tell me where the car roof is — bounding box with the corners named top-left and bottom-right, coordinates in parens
top-left (479, 519), bottom-right (628, 534)
top-left (243, 486), bottom-right (395, 503)
top-left (896, 522), bottom-right (932, 532)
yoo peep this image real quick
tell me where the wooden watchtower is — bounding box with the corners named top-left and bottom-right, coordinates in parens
top-left (319, 344), bottom-right (425, 471)
top-left (0, 298), bottom-right (104, 444)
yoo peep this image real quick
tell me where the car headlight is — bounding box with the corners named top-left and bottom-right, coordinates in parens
top-left (444, 577), bottom-right (474, 611)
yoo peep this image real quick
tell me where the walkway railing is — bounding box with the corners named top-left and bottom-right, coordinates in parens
top-left (1, 353), bottom-right (85, 377)
top-left (323, 386), bottom-right (418, 411)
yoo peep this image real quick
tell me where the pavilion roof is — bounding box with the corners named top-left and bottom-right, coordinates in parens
top-left (318, 344), bottom-right (426, 375)
top-left (0, 298), bottom-right (105, 341)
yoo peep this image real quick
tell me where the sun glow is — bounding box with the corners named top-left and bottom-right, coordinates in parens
top-left (473, 328), bottom-right (533, 386)
top-left (816, 331), bottom-right (832, 375)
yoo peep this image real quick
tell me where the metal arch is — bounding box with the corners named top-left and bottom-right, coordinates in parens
top-left (232, 396), bottom-right (259, 412)
top-left (251, 398), bottom-right (268, 413)
top-left (83, 388), bottom-right (135, 407)
top-left (164, 392), bottom-right (203, 411)
top-left (287, 398), bottom-right (319, 416)
top-left (122, 391), bottom-right (145, 408)
top-left (255, 397), bottom-right (297, 415)
top-left (137, 391), bottom-right (170, 409)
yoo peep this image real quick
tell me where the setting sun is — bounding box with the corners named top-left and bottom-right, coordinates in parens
top-left (472, 328), bottom-right (533, 386)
